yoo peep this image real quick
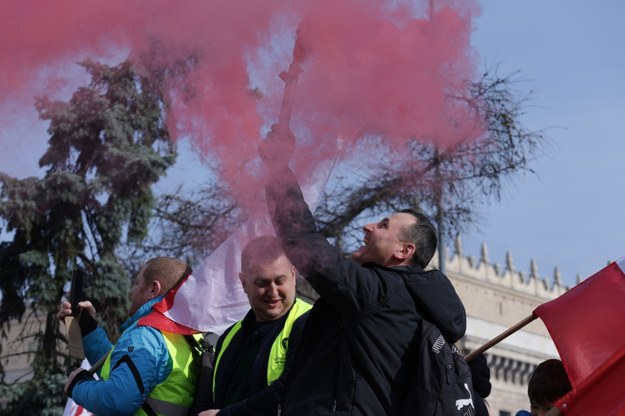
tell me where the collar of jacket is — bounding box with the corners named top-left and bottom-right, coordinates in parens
top-left (120, 295), bottom-right (165, 332)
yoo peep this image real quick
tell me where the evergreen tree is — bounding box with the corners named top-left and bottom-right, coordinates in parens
top-left (0, 59), bottom-right (176, 414)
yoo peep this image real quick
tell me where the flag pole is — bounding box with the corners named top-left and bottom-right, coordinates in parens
top-left (275, 23), bottom-right (309, 131)
top-left (65, 267), bottom-right (85, 359)
top-left (464, 313), bottom-right (537, 362)
top-left (87, 350), bottom-right (111, 375)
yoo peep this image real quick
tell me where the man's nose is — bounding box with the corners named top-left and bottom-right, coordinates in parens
top-left (363, 223), bottom-right (374, 232)
top-left (267, 283), bottom-right (279, 295)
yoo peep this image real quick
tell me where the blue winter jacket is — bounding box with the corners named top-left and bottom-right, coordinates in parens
top-left (71, 296), bottom-right (173, 415)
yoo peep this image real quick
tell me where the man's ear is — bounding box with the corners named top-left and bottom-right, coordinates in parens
top-left (239, 272), bottom-right (248, 293)
top-left (151, 280), bottom-right (162, 297)
top-left (397, 243), bottom-right (416, 261)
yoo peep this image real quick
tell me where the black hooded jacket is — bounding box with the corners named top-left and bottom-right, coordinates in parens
top-left (266, 168), bottom-right (467, 415)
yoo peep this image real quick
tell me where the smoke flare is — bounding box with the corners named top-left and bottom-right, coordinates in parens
top-left (0, 0), bottom-right (483, 207)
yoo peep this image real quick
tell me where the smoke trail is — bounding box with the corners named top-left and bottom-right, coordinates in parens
top-left (0, 0), bottom-right (482, 208)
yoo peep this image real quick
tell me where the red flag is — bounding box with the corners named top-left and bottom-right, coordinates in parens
top-left (553, 344), bottom-right (625, 415)
top-left (534, 257), bottom-right (625, 414)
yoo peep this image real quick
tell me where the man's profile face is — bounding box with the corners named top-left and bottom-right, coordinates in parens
top-left (351, 212), bottom-right (416, 266)
top-left (239, 253), bottom-right (297, 322)
top-left (128, 264), bottom-right (154, 316)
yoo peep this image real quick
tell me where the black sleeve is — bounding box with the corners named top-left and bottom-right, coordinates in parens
top-left (265, 168), bottom-right (392, 318)
top-left (468, 353), bottom-right (492, 398)
top-left (218, 311), bottom-right (310, 416)
top-left (473, 393), bottom-right (490, 416)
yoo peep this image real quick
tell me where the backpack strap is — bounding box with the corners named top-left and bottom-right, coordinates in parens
top-left (187, 333), bottom-right (217, 416)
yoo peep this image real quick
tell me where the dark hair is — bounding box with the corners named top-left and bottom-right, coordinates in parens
top-left (142, 257), bottom-right (191, 294)
top-left (528, 359), bottom-right (572, 407)
top-left (241, 235), bottom-right (287, 272)
top-left (399, 209), bottom-right (437, 268)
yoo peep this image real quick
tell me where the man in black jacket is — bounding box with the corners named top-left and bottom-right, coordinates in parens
top-left (260, 130), bottom-right (469, 415)
top-left (194, 236), bottom-right (311, 416)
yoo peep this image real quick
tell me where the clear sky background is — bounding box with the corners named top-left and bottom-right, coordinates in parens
top-left (463, 0), bottom-right (625, 286)
top-left (1, 1), bottom-right (623, 288)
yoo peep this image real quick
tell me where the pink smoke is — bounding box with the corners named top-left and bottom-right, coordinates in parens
top-left (0, 0), bottom-right (482, 208)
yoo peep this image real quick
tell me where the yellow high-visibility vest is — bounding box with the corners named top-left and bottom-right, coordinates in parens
top-left (212, 298), bottom-right (312, 399)
top-left (101, 330), bottom-right (200, 416)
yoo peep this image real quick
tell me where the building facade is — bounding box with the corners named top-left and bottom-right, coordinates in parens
top-left (430, 237), bottom-right (569, 416)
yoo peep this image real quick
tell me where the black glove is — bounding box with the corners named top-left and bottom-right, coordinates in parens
top-left (66, 369), bottom-right (94, 398)
top-left (77, 308), bottom-right (98, 336)
top-left (469, 353), bottom-right (492, 398)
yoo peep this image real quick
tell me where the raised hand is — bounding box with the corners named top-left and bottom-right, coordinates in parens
top-left (258, 123), bottom-right (296, 172)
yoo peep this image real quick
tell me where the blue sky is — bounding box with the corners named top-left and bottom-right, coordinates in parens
top-left (463, 0), bottom-right (625, 286)
top-left (1, 1), bottom-right (622, 288)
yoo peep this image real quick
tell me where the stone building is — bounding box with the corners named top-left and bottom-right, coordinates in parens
top-left (1, 311), bottom-right (44, 385)
top-left (0, 309), bottom-right (45, 408)
top-left (430, 236), bottom-right (570, 416)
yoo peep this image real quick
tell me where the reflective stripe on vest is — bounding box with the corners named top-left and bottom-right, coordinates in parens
top-left (212, 298), bottom-right (312, 399)
top-left (100, 330), bottom-right (200, 416)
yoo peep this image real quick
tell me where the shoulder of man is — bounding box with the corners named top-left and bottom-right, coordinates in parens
top-left (400, 268), bottom-right (467, 343)
top-left (110, 323), bottom-right (170, 365)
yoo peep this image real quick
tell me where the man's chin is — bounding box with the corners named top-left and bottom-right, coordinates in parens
top-left (260, 310), bottom-right (284, 321)
top-left (351, 251), bottom-right (367, 264)
top-left (263, 304), bottom-right (282, 315)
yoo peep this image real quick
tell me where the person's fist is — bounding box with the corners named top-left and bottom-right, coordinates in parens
top-left (57, 301), bottom-right (73, 321)
top-left (57, 301), bottom-right (96, 321)
top-left (58, 300), bottom-right (98, 335)
top-left (258, 123), bottom-right (295, 172)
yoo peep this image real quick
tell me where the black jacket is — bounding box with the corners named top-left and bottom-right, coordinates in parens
top-left (194, 307), bottom-right (309, 416)
top-left (266, 168), bottom-right (467, 415)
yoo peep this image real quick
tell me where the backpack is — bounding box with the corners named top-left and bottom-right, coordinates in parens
top-left (401, 319), bottom-right (476, 416)
top-left (185, 333), bottom-right (217, 416)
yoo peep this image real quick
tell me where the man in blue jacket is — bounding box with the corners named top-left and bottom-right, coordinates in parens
top-left (60, 257), bottom-right (200, 416)
top-left (194, 235), bottom-right (311, 416)
top-left (259, 129), bottom-right (469, 415)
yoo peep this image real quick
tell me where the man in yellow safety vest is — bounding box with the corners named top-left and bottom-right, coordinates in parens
top-left (194, 236), bottom-right (312, 416)
top-left (60, 257), bottom-right (201, 416)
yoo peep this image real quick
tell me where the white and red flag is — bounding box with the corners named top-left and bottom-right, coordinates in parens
top-left (64, 398), bottom-right (93, 416)
top-left (63, 359), bottom-right (95, 416)
top-left (139, 215), bottom-right (273, 335)
top-left (534, 256), bottom-right (625, 415)
top-left (139, 158), bottom-right (338, 335)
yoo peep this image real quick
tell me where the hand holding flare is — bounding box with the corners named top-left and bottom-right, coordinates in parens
top-left (259, 23), bottom-right (309, 174)
top-left (259, 124), bottom-right (296, 173)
